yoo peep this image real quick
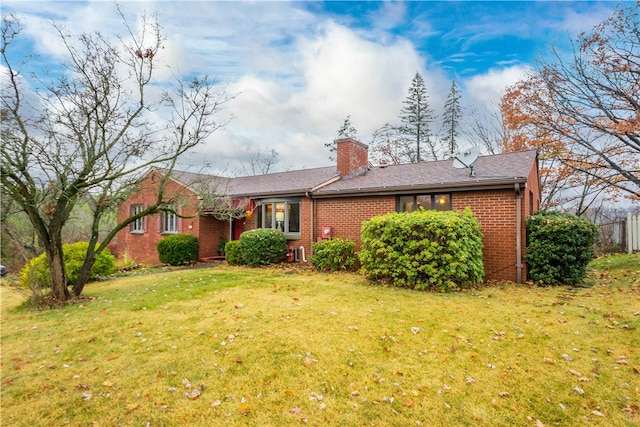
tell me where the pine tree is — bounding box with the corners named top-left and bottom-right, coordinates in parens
top-left (442, 80), bottom-right (462, 156)
top-left (399, 72), bottom-right (435, 162)
top-left (325, 115), bottom-right (358, 161)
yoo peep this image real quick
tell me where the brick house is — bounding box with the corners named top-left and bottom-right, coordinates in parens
top-left (116, 138), bottom-right (540, 282)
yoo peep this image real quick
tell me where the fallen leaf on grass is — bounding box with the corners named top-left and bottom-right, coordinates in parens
top-left (289, 407), bottom-right (302, 414)
top-left (591, 410), bottom-right (605, 417)
top-left (568, 369), bottom-right (583, 376)
top-left (239, 403), bottom-right (251, 416)
top-left (126, 403), bottom-right (139, 411)
top-left (572, 386), bottom-right (585, 395)
top-left (535, 420), bottom-right (545, 427)
top-left (403, 398), bottom-right (416, 408)
top-left (106, 354), bottom-right (119, 361)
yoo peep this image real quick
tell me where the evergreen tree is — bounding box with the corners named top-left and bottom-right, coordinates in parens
top-left (325, 114), bottom-right (358, 161)
top-left (442, 80), bottom-right (462, 155)
top-left (399, 72), bottom-right (435, 161)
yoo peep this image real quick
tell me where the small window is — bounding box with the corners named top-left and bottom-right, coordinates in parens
top-left (397, 194), bottom-right (451, 212)
top-left (130, 204), bottom-right (144, 233)
top-left (162, 209), bottom-right (178, 234)
top-left (256, 199), bottom-right (301, 239)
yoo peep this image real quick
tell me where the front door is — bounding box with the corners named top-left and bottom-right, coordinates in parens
top-left (232, 218), bottom-right (245, 240)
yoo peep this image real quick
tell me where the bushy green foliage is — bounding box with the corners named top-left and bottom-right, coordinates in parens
top-left (20, 242), bottom-right (117, 288)
top-left (526, 211), bottom-right (598, 285)
top-left (157, 234), bottom-right (199, 266)
top-left (224, 240), bottom-right (243, 265)
top-left (239, 229), bottom-right (287, 267)
top-left (310, 238), bottom-right (358, 271)
top-left (359, 208), bottom-right (484, 291)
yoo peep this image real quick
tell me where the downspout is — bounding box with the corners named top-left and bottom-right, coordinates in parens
top-left (515, 183), bottom-right (522, 284)
top-left (306, 191), bottom-right (314, 262)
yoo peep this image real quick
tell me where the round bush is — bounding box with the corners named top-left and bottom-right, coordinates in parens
top-left (157, 234), bottom-right (199, 266)
top-left (310, 238), bottom-right (358, 271)
top-left (20, 242), bottom-right (117, 288)
top-left (526, 211), bottom-right (598, 285)
top-left (239, 229), bottom-right (287, 267)
top-left (359, 207), bottom-right (484, 291)
top-left (224, 240), bottom-right (243, 265)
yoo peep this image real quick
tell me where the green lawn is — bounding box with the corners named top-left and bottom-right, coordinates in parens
top-left (1, 255), bottom-right (639, 426)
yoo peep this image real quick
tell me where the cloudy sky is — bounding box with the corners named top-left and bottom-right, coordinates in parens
top-left (3, 1), bottom-right (617, 175)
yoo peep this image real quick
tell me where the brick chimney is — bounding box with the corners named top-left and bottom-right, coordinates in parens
top-left (336, 138), bottom-right (369, 177)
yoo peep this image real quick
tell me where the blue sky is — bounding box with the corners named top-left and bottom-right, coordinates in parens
top-left (2, 1), bottom-right (619, 173)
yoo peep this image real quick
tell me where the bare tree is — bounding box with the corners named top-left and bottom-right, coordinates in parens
top-left (368, 123), bottom-right (414, 165)
top-left (504, 3), bottom-right (639, 201)
top-left (1, 9), bottom-right (233, 300)
top-left (241, 147), bottom-right (280, 175)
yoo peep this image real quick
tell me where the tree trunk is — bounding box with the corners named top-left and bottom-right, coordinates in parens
top-left (73, 252), bottom-right (96, 297)
top-left (47, 242), bottom-right (70, 301)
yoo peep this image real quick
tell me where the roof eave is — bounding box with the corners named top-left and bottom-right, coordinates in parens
top-left (311, 177), bottom-right (530, 199)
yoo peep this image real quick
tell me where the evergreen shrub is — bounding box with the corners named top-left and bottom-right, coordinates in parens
top-left (526, 211), bottom-right (598, 285)
top-left (157, 234), bottom-right (199, 266)
top-left (239, 229), bottom-right (287, 266)
top-left (224, 240), bottom-right (243, 265)
top-left (359, 207), bottom-right (484, 291)
top-left (310, 238), bottom-right (358, 271)
top-left (20, 242), bottom-right (117, 287)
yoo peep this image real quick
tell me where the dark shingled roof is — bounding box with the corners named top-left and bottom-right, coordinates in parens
top-left (166, 149), bottom-right (537, 201)
top-left (314, 149), bottom-right (538, 197)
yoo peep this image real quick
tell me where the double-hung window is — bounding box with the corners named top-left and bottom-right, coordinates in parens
top-left (256, 199), bottom-right (301, 239)
top-left (161, 207), bottom-right (178, 234)
top-left (398, 194), bottom-right (451, 212)
top-left (130, 204), bottom-right (145, 233)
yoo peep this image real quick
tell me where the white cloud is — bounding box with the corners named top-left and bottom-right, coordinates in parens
top-left (463, 65), bottom-right (532, 108)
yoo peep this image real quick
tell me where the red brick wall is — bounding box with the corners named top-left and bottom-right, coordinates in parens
top-left (453, 190), bottom-right (519, 281)
top-left (115, 173), bottom-right (228, 264)
top-left (314, 197), bottom-right (396, 248)
top-left (313, 188), bottom-right (532, 282)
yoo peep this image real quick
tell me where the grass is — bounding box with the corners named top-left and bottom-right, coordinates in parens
top-left (1, 255), bottom-right (639, 426)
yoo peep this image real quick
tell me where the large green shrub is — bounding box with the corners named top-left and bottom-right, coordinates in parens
top-left (310, 238), bottom-right (358, 271)
top-left (359, 207), bottom-right (484, 291)
top-left (224, 240), bottom-right (243, 265)
top-left (526, 211), bottom-right (598, 285)
top-left (20, 242), bottom-right (117, 288)
top-left (239, 229), bottom-right (287, 267)
top-left (157, 234), bottom-right (199, 266)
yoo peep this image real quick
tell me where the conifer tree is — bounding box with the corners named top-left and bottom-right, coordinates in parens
top-left (442, 81), bottom-right (462, 156)
top-left (399, 72), bottom-right (435, 161)
top-left (325, 114), bottom-right (358, 161)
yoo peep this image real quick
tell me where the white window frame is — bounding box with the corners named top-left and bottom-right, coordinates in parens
top-left (257, 199), bottom-right (301, 240)
top-left (130, 204), bottom-right (145, 234)
top-left (161, 208), bottom-right (178, 234)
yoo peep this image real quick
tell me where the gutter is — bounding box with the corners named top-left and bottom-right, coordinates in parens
top-left (311, 177), bottom-right (529, 199)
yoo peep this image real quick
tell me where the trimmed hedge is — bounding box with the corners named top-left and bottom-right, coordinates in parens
top-left (20, 242), bottom-right (117, 288)
top-left (224, 240), bottom-right (243, 265)
top-left (239, 229), bottom-right (287, 266)
top-left (526, 211), bottom-right (598, 285)
top-left (359, 207), bottom-right (484, 291)
top-left (157, 234), bottom-right (199, 266)
top-left (310, 238), bottom-right (358, 271)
